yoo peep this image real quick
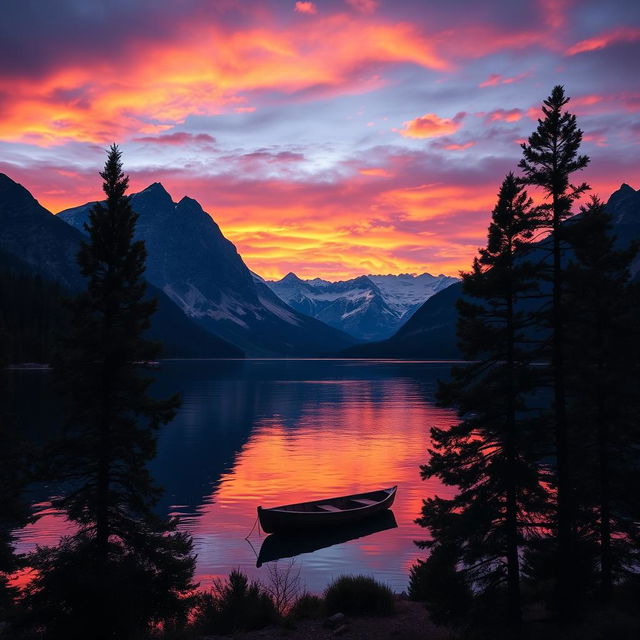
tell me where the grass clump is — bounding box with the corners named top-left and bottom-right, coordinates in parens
top-left (323, 575), bottom-right (395, 617)
top-left (288, 592), bottom-right (323, 620)
top-left (193, 570), bottom-right (277, 635)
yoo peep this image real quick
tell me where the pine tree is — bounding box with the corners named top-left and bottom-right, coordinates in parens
top-left (518, 85), bottom-right (590, 617)
top-left (417, 174), bottom-right (547, 636)
top-left (0, 356), bottom-right (31, 624)
top-left (27, 145), bottom-right (195, 639)
top-left (563, 198), bottom-right (640, 602)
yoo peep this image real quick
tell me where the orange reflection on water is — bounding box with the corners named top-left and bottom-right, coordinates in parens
top-left (12, 361), bottom-right (459, 594)
top-left (179, 376), bottom-right (456, 592)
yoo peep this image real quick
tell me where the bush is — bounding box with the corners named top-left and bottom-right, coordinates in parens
top-left (323, 575), bottom-right (395, 617)
top-left (264, 560), bottom-right (302, 616)
top-left (408, 546), bottom-right (472, 628)
top-left (193, 570), bottom-right (277, 635)
top-left (408, 559), bottom-right (428, 602)
top-left (21, 534), bottom-right (196, 639)
top-left (288, 593), bottom-right (323, 620)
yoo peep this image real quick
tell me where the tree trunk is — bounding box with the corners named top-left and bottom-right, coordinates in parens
top-left (552, 193), bottom-right (572, 620)
top-left (95, 347), bottom-right (113, 640)
top-left (505, 247), bottom-right (522, 634)
top-left (595, 313), bottom-right (612, 601)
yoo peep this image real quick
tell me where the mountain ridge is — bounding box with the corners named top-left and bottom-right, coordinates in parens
top-left (266, 271), bottom-right (458, 341)
top-left (344, 183), bottom-right (640, 359)
top-left (0, 173), bottom-right (242, 359)
top-left (58, 182), bottom-right (356, 356)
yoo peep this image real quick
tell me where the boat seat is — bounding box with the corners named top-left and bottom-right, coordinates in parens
top-left (317, 504), bottom-right (342, 512)
top-left (353, 498), bottom-right (376, 506)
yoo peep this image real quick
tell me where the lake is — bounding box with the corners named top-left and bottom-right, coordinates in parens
top-left (12, 359), bottom-right (457, 593)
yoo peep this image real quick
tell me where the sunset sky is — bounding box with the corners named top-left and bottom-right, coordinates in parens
top-left (1, 0), bottom-right (639, 279)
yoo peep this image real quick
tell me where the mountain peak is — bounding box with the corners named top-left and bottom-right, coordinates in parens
top-left (131, 182), bottom-right (175, 212)
top-left (0, 173), bottom-right (27, 196)
top-left (0, 173), bottom-right (41, 215)
top-left (281, 272), bottom-right (302, 283)
top-left (177, 195), bottom-right (200, 207)
top-left (350, 274), bottom-right (376, 287)
top-left (141, 181), bottom-right (169, 195)
top-left (618, 183), bottom-right (636, 194)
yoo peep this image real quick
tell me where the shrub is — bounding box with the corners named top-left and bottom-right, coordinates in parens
top-left (323, 575), bottom-right (395, 617)
top-left (264, 560), bottom-right (302, 616)
top-left (288, 593), bottom-right (323, 620)
top-left (193, 570), bottom-right (277, 635)
top-left (409, 546), bottom-right (472, 628)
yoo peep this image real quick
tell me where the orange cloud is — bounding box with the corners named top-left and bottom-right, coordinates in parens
top-left (359, 168), bottom-right (392, 177)
top-left (566, 27), bottom-right (640, 55)
top-left (0, 16), bottom-right (450, 145)
top-left (479, 71), bottom-right (530, 87)
top-left (486, 108), bottom-right (523, 122)
top-left (444, 141), bottom-right (475, 150)
top-left (295, 1), bottom-right (317, 14)
top-left (399, 113), bottom-right (464, 139)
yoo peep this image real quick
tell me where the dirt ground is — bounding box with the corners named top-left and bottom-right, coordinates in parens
top-left (199, 599), bottom-right (451, 640)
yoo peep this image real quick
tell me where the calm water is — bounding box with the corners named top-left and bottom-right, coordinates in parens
top-left (12, 359), bottom-right (456, 593)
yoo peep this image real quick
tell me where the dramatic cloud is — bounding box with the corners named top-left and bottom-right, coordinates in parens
top-left (399, 113), bottom-right (465, 139)
top-left (1, 0), bottom-right (638, 278)
top-left (132, 132), bottom-right (216, 146)
top-left (485, 109), bottom-right (524, 123)
top-left (479, 72), bottom-right (530, 87)
top-left (566, 26), bottom-right (640, 55)
top-left (294, 2), bottom-right (317, 14)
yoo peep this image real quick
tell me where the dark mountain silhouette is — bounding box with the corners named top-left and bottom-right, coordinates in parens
top-left (59, 183), bottom-right (356, 356)
top-left (0, 173), bottom-right (241, 360)
top-left (266, 272), bottom-right (457, 341)
top-left (345, 184), bottom-right (640, 359)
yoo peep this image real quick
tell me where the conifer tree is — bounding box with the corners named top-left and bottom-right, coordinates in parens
top-left (518, 85), bottom-right (590, 617)
top-left (417, 174), bottom-right (547, 635)
top-left (0, 357), bottom-right (31, 624)
top-left (27, 145), bottom-right (195, 639)
top-left (563, 198), bottom-right (640, 602)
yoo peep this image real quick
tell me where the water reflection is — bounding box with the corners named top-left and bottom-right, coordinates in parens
top-left (256, 510), bottom-right (398, 567)
top-left (13, 359), bottom-right (456, 593)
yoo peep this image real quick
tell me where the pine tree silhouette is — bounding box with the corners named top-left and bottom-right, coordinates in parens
top-left (26, 145), bottom-right (195, 639)
top-left (417, 174), bottom-right (547, 636)
top-left (519, 85), bottom-right (590, 619)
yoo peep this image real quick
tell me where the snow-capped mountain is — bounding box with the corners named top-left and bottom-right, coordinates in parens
top-left (58, 183), bottom-right (355, 356)
top-left (345, 183), bottom-right (640, 359)
top-left (266, 272), bottom-right (458, 341)
top-left (0, 173), bottom-right (241, 358)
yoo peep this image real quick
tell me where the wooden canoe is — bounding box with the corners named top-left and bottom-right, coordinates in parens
top-left (256, 510), bottom-right (398, 566)
top-left (257, 486), bottom-right (397, 534)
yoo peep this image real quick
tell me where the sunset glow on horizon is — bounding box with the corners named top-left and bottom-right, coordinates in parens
top-left (1, 0), bottom-right (638, 279)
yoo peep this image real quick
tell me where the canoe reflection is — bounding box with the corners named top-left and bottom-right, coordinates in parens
top-left (256, 509), bottom-right (398, 567)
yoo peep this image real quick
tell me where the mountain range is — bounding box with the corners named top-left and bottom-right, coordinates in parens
top-left (266, 272), bottom-right (457, 341)
top-left (4, 170), bottom-right (636, 362)
top-left (0, 173), bottom-right (242, 359)
top-left (58, 183), bottom-right (355, 356)
top-left (345, 183), bottom-right (640, 359)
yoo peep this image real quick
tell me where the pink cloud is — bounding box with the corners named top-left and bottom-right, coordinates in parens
top-left (479, 71), bottom-right (531, 87)
top-left (132, 132), bottom-right (216, 146)
top-left (399, 112), bottom-right (465, 139)
top-left (444, 141), bottom-right (476, 151)
top-left (346, 0), bottom-right (379, 13)
top-left (295, 1), bottom-right (317, 14)
top-left (485, 108), bottom-right (523, 123)
top-left (566, 27), bottom-right (640, 55)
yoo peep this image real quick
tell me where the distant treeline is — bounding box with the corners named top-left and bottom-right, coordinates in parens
top-left (0, 249), bottom-right (68, 364)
